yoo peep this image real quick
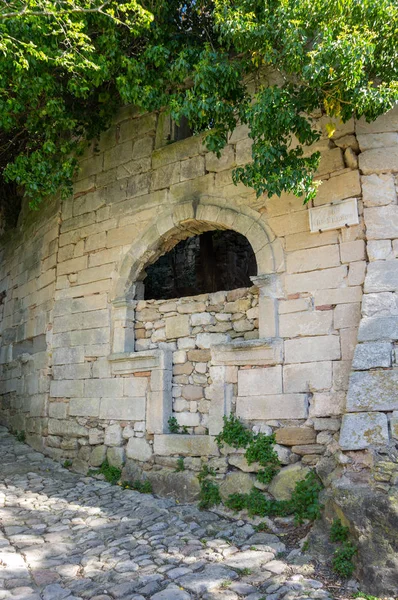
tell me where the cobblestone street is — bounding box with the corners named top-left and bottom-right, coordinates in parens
top-left (0, 427), bottom-right (338, 600)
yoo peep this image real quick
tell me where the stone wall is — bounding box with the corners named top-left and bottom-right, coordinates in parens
top-left (135, 287), bottom-right (259, 433)
top-left (0, 103), bottom-right (396, 527)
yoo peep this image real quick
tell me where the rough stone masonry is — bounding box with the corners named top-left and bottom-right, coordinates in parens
top-left (0, 103), bottom-right (397, 594)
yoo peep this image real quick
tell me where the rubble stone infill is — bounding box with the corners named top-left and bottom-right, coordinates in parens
top-left (0, 427), bottom-right (340, 600)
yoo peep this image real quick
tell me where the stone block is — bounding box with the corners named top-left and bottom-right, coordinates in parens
top-left (339, 412), bottom-right (389, 450)
top-left (357, 132), bottom-right (398, 151)
top-left (152, 135), bottom-right (202, 168)
top-left (279, 310), bottom-right (333, 338)
top-left (151, 162), bottom-right (180, 191)
top-left (359, 147), bottom-right (398, 175)
top-left (90, 445), bottom-right (107, 467)
top-left (48, 419), bottom-right (88, 437)
top-left (126, 436), bottom-right (153, 461)
top-left (283, 361), bottom-right (332, 393)
top-left (181, 385), bottom-right (204, 400)
top-left (284, 336), bottom-right (340, 363)
top-left (348, 260), bottom-right (369, 286)
top-left (358, 316), bottom-right (398, 341)
top-left (367, 240), bottom-right (393, 261)
top-left (104, 423), bottom-right (123, 447)
top-left (314, 287), bottom-right (362, 306)
top-left (219, 471), bottom-right (255, 501)
top-left (316, 147), bottom-right (344, 176)
top-left (196, 333), bottom-right (230, 348)
top-left (176, 412), bottom-right (200, 427)
top-left (361, 174), bottom-right (396, 207)
top-left (275, 427), bottom-right (316, 446)
top-left (99, 397), bottom-right (146, 420)
top-left (187, 349), bottom-right (211, 362)
top-left (391, 417), bottom-right (398, 440)
top-left (165, 315), bottom-right (190, 339)
top-left (352, 342), bottom-right (392, 370)
top-left (48, 402), bottom-right (68, 419)
top-left (190, 312), bottom-right (215, 326)
top-left (346, 370), bottom-right (398, 412)
top-left (153, 434), bottom-right (219, 456)
top-left (238, 365), bottom-right (282, 396)
top-left (52, 346), bottom-right (85, 366)
top-left (356, 106), bottom-right (398, 134)
top-left (211, 339), bottom-right (283, 366)
top-left (123, 377), bottom-right (148, 397)
top-left (334, 302), bottom-right (361, 330)
top-left (309, 392), bottom-right (345, 417)
top-left (364, 261), bottom-right (398, 293)
top-left (50, 380), bottom-right (84, 398)
top-left (364, 206), bottom-right (398, 240)
top-left (236, 394), bottom-right (308, 420)
top-left (286, 245), bottom-right (340, 273)
top-left (84, 378), bottom-right (124, 398)
top-left (107, 446), bottom-right (125, 469)
top-left (69, 397), bottom-right (100, 417)
top-left (312, 418), bottom-right (340, 431)
top-left (180, 155), bottom-right (205, 181)
top-left (285, 266), bottom-right (347, 294)
top-left (362, 292), bottom-right (398, 317)
top-left (314, 170), bottom-right (361, 205)
top-left (235, 137), bottom-right (253, 164)
top-left (206, 145), bottom-right (235, 172)
top-left (333, 360), bottom-right (351, 392)
top-left (268, 464), bottom-right (310, 500)
top-left (340, 240), bottom-right (365, 263)
top-left (340, 327), bottom-right (358, 360)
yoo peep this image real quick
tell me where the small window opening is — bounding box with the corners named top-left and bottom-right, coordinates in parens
top-left (171, 115), bottom-right (192, 142)
top-left (143, 229), bottom-right (257, 300)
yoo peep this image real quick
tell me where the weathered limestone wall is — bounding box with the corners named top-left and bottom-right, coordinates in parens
top-left (0, 103), bottom-right (396, 514)
top-left (0, 197), bottom-right (60, 445)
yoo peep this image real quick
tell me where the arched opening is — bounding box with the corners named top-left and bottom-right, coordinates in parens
top-left (143, 229), bottom-right (257, 300)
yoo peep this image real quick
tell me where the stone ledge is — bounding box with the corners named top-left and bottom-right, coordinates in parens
top-left (154, 434), bottom-right (219, 457)
top-left (211, 339), bottom-right (283, 366)
top-left (108, 348), bottom-right (172, 374)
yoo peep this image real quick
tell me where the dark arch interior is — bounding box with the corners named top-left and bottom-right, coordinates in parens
top-left (144, 229), bottom-right (257, 300)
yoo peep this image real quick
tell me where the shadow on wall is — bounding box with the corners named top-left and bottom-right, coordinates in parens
top-left (143, 229), bottom-right (258, 300)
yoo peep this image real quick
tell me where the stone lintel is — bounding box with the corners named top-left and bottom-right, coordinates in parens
top-left (109, 348), bottom-right (172, 374)
top-left (211, 339), bottom-right (283, 366)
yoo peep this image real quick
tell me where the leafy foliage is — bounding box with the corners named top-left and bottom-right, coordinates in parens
top-left (89, 460), bottom-right (121, 484)
top-left (197, 464), bottom-right (221, 509)
top-left (330, 518), bottom-right (350, 543)
top-left (168, 416), bottom-right (181, 433)
top-left (175, 457), bottom-right (185, 472)
top-left (0, 0), bottom-right (397, 223)
top-left (121, 479), bottom-right (153, 493)
top-left (225, 471), bottom-right (323, 525)
top-left (216, 415), bottom-right (280, 484)
top-left (215, 414), bottom-right (253, 449)
top-left (167, 416), bottom-right (189, 434)
top-left (332, 542), bottom-right (357, 578)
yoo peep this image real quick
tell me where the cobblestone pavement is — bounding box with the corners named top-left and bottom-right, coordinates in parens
top-left (0, 427), bottom-right (338, 600)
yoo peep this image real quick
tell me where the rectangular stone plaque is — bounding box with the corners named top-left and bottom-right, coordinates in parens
top-left (309, 197), bottom-right (359, 232)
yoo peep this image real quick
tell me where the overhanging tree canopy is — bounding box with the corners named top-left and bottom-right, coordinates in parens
top-left (0, 0), bottom-right (397, 224)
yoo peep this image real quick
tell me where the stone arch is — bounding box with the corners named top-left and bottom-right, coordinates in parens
top-left (111, 197), bottom-right (284, 302)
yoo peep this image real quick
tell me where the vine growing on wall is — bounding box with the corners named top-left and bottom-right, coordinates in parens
top-left (0, 0), bottom-right (397, 227)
